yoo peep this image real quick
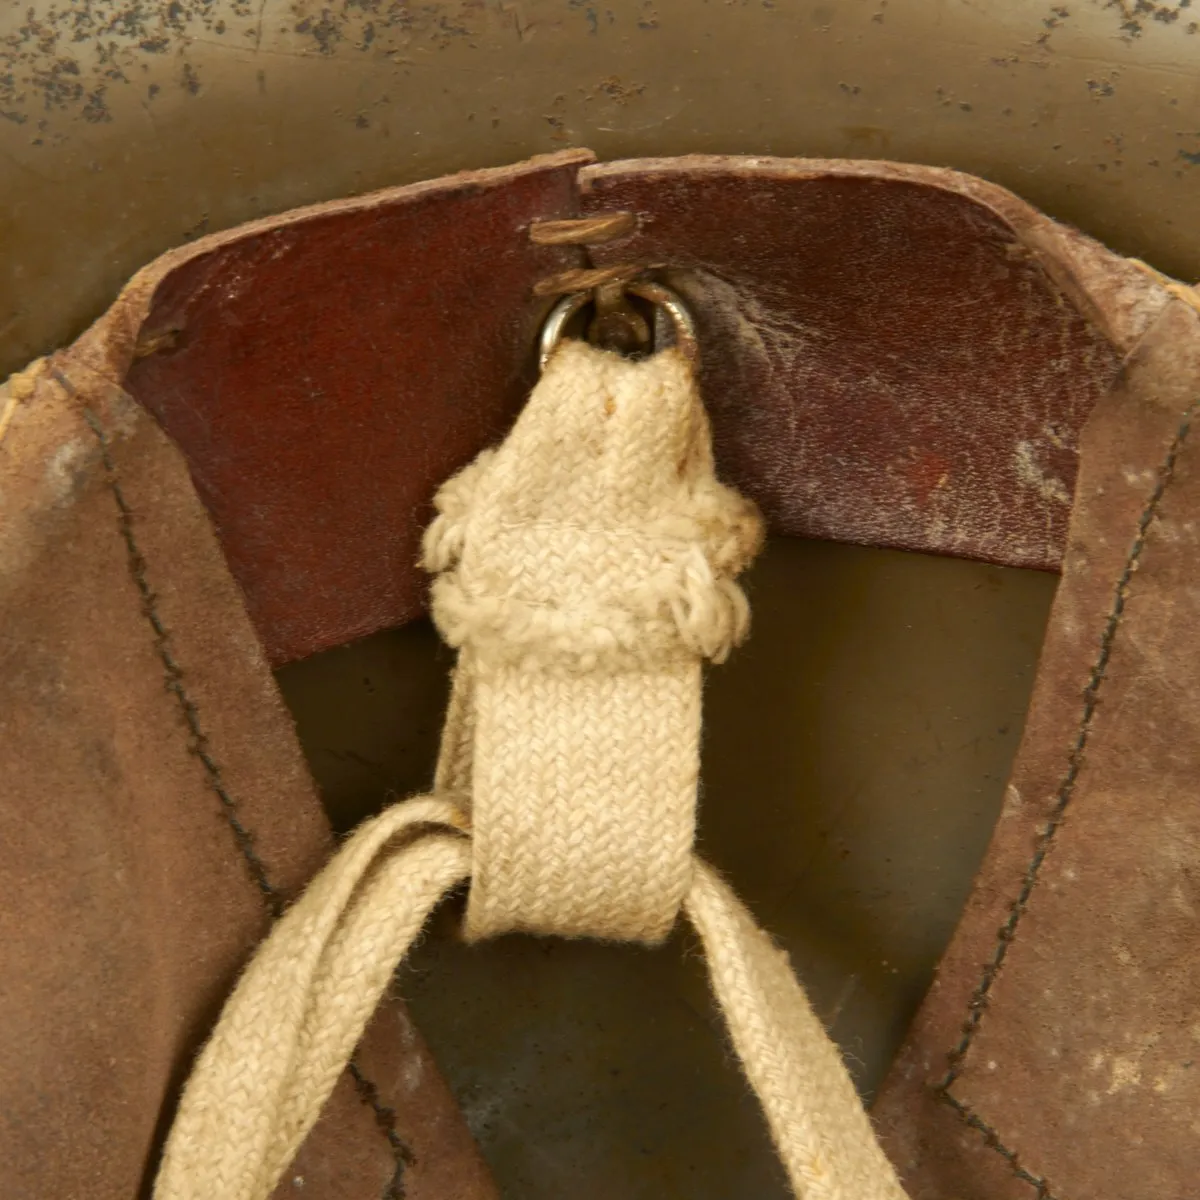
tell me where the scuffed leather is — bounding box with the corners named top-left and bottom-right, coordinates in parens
top-left (582, 157), bottom-right (1139, 573)
top-left (2, 150), bottom-right (1195, 1200)
top-left (126, 151), bottom-right (593, 665)
top-left (875, 300), bottom-right (1200, 1200)
top-left (123, 154), bottom-right (1164, 667)
top-left (0, 166), bottom-right (546, 1198)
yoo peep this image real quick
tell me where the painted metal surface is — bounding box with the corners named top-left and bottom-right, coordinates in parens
top-left (2, 0), bottom-right (1199, 379)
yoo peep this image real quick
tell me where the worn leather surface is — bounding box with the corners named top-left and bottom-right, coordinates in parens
top-left (3, 151), bottom-right (1195, 1200)
top-left (874, 299), bottom-right (1200, 1199)
top-left (119, 153), bottom-right (1175, 667)
top-left (125, 151), bottom-right (592, 666)
top-left (581, 157), bottom-right (1144, 573)
top-left (0, 329), bottom-right (496, 1194)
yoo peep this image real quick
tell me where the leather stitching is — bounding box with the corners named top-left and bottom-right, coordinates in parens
top-left (58, 368), bottom-right (415, 1198)
top-left (348, 1059), bottom-right (418, 1199)
top-left (934, 393), bottom-right (1200, 1195)
top-left (82, 402), bottom-right (285, 915)
top-left (60, 369), bottom-right (286, 915)
top-left (940, 1094), bottom-right (1054, 1199)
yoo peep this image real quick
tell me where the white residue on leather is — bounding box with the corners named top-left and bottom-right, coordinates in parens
top-left (1014, 439), bottom-right (1072, 506)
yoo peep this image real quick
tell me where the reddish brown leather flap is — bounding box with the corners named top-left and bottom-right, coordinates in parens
top-left (580, 156), bottom-right (1127, 573)
top-left (124, 151), bottom-right (593, 665)
top-left (96, 154), bottom-right (1172, 665)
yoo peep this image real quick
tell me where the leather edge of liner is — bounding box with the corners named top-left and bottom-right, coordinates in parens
top-left (578, 153), bottom-right (1174, 354)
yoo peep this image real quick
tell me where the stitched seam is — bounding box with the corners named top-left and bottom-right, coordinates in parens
top-left (348, 1060), bottom-right (418, 1200)
top-left (936, 396), bottom-right (1200, 1189)
top-left (78, 399), bottom-right (285, 917)
top-left (940, 1094), bottom-right (1056, 1199)
top-left (65, 372), bottom-right (414, 1194)
top-left (942, 396), bottom-right (1199, 1084)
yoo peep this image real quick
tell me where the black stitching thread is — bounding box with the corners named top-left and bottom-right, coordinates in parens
top-left (349, 1059), bottom-right (418, 1199)
top-left (67, 370), bottom-right (415, 1194)
top-left (934, 396), bottom-right (1200, 1191)
top-left (941, 1094), bottom-right (1054, 1199)
top-left (76, 395), bottom-right (284, 917)
top-left (942, 398), bottom-right (1199, 1086)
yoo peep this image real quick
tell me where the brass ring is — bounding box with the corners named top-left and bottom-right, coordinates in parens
top-left (539, 281), bottom-right (698, 371)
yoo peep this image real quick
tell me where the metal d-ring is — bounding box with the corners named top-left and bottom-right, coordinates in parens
top-left (538, 281), bottom-right (698, 371)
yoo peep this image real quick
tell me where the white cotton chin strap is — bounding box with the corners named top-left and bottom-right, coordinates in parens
top-left (154, 341), bottom-right (908, 1200)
